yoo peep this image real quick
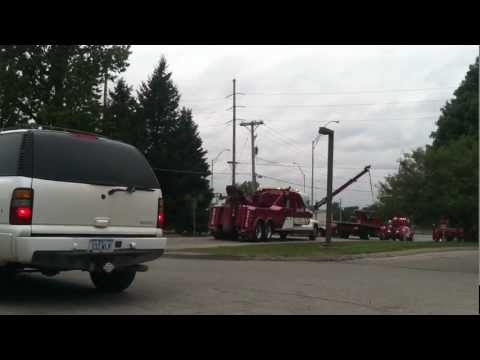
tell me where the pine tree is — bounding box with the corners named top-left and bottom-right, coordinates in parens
top-left (171, 108), bottom-right (213, 233)
top-left (137, 56), bottom-right (180, 153)
top-left (137, 57), bottom-right (212, 233)
top-left (103, 78), bottom-right (142, 145)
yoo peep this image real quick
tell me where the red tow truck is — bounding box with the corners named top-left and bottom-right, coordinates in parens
top-left (209, 165), bottom-right (374, 242)
top-left (432, 218), bottom-right (464, 242)
top-left (379, 216), bottom-right (415, 241)
top-left (335, 210), bottom-right (383, 240)
top-left (313, 165), bottom-right (382, 240)
top-left (208, 185), bottom-right (317, 241)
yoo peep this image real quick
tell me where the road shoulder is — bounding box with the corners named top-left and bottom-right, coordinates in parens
top-left (165, 246), bottom-right (476, 262)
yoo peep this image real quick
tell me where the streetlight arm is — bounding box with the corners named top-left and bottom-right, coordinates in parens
top-left (212, 149), bottom-right (230, 164)
top-left (293, 162), bottom-right (305, 176)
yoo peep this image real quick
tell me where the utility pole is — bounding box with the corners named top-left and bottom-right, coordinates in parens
top-left (339, 198), bottom-right (342, 223)
top-left (311, 135), bottom-right (321, 208)
top-left (311, 140), bottom-right (315, 206)
top-left (319, 126), bottom-right (335, 244)
top-left (232, 79), bottom-right (236, 186)
top-left (240, 120), bottom-right (264, 189)
top-left (226, 79), bottom-right (244, 186)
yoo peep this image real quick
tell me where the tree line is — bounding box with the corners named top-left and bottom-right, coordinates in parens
top-left (371, 57), bottom-right (478, 240)
top-left (0, 45), bottom-right (213, 234)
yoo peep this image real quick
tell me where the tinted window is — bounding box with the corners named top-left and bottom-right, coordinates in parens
top-left (0, 132), bottom-right (23, 176)
top-left (33, 131), bottom-right (160, 188)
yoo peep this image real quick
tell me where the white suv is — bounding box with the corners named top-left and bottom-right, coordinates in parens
top-left (0, 127), bottom-right (167, 292)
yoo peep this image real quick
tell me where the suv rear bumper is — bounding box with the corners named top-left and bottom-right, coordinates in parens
top-left (14, 236), bottom-right (167, 268)
top-left (30, 249), bottom-right (165, 271)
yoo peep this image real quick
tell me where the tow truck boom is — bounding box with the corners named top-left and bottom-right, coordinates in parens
top-left (314, 165), bottom-right (371, 210)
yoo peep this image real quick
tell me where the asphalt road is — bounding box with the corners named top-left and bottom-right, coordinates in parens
top-left (0, 249), bottom-right (477, 314)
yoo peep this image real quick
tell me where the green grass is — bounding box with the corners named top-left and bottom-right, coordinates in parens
top-left (182, 241), bottom-right (476, 258)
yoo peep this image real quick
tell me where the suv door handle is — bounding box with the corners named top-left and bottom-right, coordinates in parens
top-left (94, 217), bottom-right (111, 228)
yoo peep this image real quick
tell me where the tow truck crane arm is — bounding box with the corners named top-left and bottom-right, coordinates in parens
top-left (314, 165), bottom-right (371, 210)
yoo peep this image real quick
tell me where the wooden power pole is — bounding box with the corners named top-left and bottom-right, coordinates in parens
top-left (240, 120), bottom-right (264, 189)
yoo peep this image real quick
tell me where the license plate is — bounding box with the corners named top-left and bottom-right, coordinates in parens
top-left (293, 218), bottom-right (308, 226)
top-left (89, 239), bottom-right (114, 252)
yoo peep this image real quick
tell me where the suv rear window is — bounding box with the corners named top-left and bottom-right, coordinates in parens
top-left (0, 132), bottom-right (23, 176)
top-left (32, 131), bottom-right (160, 188)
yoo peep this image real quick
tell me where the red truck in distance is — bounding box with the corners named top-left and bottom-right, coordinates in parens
top-left (379, 216), bottom-right (415, 241)
top-left (432, 218), bottom-right (464, 242)
top-left (335, 210), bottom-right (383, 240)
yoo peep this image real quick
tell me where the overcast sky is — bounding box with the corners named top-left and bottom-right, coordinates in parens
top-left (122, 45), bottom-right (478, 208)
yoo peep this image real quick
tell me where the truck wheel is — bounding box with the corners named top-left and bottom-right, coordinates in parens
top-left (360, 231), bottom-right (369, 240)
top-left (90, 268), bottom-right (137, 293)
top-left (263, 221), bottom-right (273, 241)
top-left (279, 232), bottom-right (287, 240)
top-left (252, 220), bottom-right (264, 242)
top-left (309, 225), bottom-right (318, 240)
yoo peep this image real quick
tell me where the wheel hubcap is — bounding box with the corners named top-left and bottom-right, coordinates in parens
top-left (266, 225), bottom-right (272, 238)
top-left (256, 224), bottom-right (262, 238)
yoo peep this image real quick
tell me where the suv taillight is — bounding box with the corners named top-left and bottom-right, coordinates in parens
top-left (157, 198), bottom-right (164, 228)
top-left (10, 188), bottom-right (33, 225)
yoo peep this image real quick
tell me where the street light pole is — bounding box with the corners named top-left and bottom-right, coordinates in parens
top-left (339, 198), bottom-right (342, 223)
top-left (311, 140), bottom-right (315, 207)
top-left (311, 121), bottom-right (339, 209)
top-left (211, 159), bottom-right (214, 189)
top-left (319, 126), bottom-right (335, 244)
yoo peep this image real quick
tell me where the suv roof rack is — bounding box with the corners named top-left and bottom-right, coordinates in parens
top-left (0, 124), bottom-right (104, 139)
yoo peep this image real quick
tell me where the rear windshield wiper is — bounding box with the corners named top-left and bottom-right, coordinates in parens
top-left (108, 185), bottom-right (155, 195)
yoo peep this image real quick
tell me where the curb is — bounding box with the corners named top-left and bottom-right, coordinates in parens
top-left (164, 246), bottom-right (476, 262)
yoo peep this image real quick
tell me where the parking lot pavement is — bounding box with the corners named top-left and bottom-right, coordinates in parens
top-left (166, 233), bottom-right (434, 250)
top-left (0, 249), bottom-right (476, 314)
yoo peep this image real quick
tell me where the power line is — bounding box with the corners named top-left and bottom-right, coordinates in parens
top-left (152, 167), bottom-right (250, 176)
top-left (254, 157), bottom-right (398, 171)
top-left (244, 86), bottom-right (455, 96)
top-left (237, 132), bottom-right (250, 161)
top-left (264, 115), bottom-right (439, 123)
top-left (263, 124), bottom-right (302, 148)
top-left (244, 99), bottom-right (447, 108)
top-left (258, 128), bottom-right (307, 159)
top-left (254, 162), bottom-right (381, 181)
top-left (181, 86), bottom-right (455, 101)
top-left (257, 174), bottom-right (375, 193)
